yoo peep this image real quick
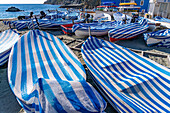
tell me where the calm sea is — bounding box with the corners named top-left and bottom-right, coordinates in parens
top-left (0, 4), bottom-right (64, 19)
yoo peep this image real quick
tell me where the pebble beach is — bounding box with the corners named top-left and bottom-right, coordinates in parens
top-left (0, 17), bottom-right (169, 113)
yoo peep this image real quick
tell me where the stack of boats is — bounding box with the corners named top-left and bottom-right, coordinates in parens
top-left (1, 10), bottom-right (170, 113)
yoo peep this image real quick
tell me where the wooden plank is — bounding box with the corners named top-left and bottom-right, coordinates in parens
top-left (70, 47), bottom-right (81, 51)
top-left (129, 48), bottom-right (169, 58)
top-left (65, 39), bottom-right (76, 45)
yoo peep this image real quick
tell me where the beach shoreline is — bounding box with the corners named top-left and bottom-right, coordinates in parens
top-left (0, 18), bottom-right (169, 113)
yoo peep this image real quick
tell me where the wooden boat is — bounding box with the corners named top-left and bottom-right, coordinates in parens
top-left (81, 36), bottom-right (170, 113)
top-left (144, 29), bottom-right (170, 47)
top-left (109, 18), bottom-right (149, 42)
top-left (73, 21), bottom-right (123, 38)
top-left (61, 24), bottom-right (74, 35)
top-left (8, 29), bottom-right (106, 112)
top-left (0, 29), bottom-right (19, 66)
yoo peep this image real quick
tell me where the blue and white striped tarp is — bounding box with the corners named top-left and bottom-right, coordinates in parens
top-left (109, 18), bottom-right (149, 42)
top-left (72, 21), bottom-right (124, 37)
top-left (27, 19), bottom-right (84, 30)
top-left (3, 19), bottom-right (32, 30)
top-left (155, 16), bottom-right (170, 23)
top-left (13, 20), bottom-right (30, 30)
top-left (144, 29), bottom-right (170, 47)
top-left (81, 36), bottom-right (170, 113)
top-left (8, 30), bottom-right (106, 113)
top-left (0, 29), bottom-right (19, 66)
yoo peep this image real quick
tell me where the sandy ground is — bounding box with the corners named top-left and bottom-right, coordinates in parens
top-left (0, 21), bottom-right (169, 113)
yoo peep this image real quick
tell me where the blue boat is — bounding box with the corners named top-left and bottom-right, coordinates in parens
top-left (8, 30), bottom-right (106, 112)
top-left (155, 16), bottom-right (170, 23)
top-left (0, 29), bottom-right (20, 66)
top-left (144, 29), bottom-right (170, 47)
top-left (109, 18), bottom-right (149, 42)
top-left (81, 36), bottom-right (170, 113)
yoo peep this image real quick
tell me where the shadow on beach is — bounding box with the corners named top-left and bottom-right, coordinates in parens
top-left (0, 63), bottom-right (22, 113)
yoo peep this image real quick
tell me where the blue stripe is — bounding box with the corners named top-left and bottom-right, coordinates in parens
top-left (21, 34), bottom-right (28, 99)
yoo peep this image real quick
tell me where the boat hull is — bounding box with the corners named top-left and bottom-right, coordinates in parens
top-left (75, 29), bottom-right (108, 37)
top-left (0, 29), bottom-right (19, 66)
top-left (81, 36), bottom-right (170, 113)
top-left (8, 30), bottom-right (107, 113)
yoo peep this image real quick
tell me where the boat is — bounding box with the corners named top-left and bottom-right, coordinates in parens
top-left (147, 18), bottom-right (170, 28)
top-left (6, 6), bottom-right (23, 12)
top-left (109, 18), bottom-right (149, 42)
top-left (8, 29), bottom-right (107, 112)
top-left (72, 21), bottom-right (124, 38)
top-left (117, 2), bottom-right (141, 12)
top-left (93, 13), bottom-right (111, 22)
top-left (0, 29), bottom-right (19, 66)
top-left (113, 12), bottom-right (132, 24)
top-left (155, 16), bottom-right (170, 23)
top-left (81, 36), bottom-right (170, 113)
top-left (97, 2), bottom-right (117, 11)
top-left (65, 12), bottom-right (79, 20)
top-left (144, 29), bottom-right (170, 47)
top-left (139, 17), bottom-right (161, 31)
top-left (28, 19), bottom-right (84, 30)
top-left (61, 24), bottom-right (74, 35)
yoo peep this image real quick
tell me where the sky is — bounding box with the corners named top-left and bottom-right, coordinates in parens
top-left (0, 0), bottom-right (47, 4)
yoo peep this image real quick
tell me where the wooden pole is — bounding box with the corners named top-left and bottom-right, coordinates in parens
top-left (31, 19), bottom-right (35, 30)
top-left (88, 26), bottom-right (91, 37)
top-left (8, 22), bottom-right (11, 29)
top-left (72, 19), bottom-right (74, 24)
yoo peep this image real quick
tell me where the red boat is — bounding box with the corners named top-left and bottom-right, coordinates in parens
top-left (61, 24), bottom-right (74, 35)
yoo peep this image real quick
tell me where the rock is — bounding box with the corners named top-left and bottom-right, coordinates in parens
top-left (44, 0), bottom-right (100, 8)
top-left (6, 7), bottom-right (23, 12)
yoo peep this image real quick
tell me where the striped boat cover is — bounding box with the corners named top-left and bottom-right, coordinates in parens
top-left (0, 29), bottom-right (19, 66)
top-left (28, 19), bottom-right (84, 29)
top-left (13, 20), bottom-right (29, 30)
top-left (81, 36), bottom-right (170, 113)
top-left (72, 21), bottom-right (124, 33)
top-left (4, 20), bottom-right (31, 30)
top-left (144, 29), bottom-right (170, 47)
top-left (8, 30), bottom-right (106, 113)
top-left (109, 18), bottom-right (149, 42)
top-left (155, 16), bottom-right (170, 23)
top-left (113, 12), bottom-right (132, 24)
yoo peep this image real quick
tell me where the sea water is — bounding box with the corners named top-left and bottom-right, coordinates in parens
top-left (0, 4), bottom-right (64, 19)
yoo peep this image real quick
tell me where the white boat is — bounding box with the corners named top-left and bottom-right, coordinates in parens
top-left (93, 13), bottom-right (111, 22)
top-left (144, 29), bottom-right (170, 47)
top-left (8, 29), bottom-right (107, 112)
top-left (147, 18), bottom-right (170, 29)
top-left (0, 29), bottom-right (20, 66)
top-left (72, 21), bottom-right (123, 38)
top-left (81, 36), bottom-right (170, 113)
top-left (113, 12), bottom-right (132, 24)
